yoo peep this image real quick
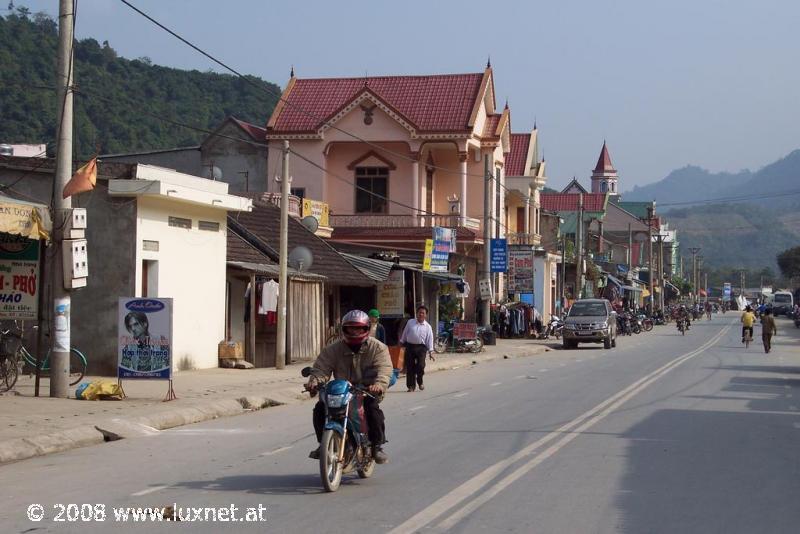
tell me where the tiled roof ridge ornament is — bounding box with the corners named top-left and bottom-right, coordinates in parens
top-left (290, 65), bottom-right (294, 78)
top-left (487, 56), bottom-right (491, 69)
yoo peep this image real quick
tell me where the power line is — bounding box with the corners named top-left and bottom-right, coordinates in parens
top-left (658, 189), bottom-right (800, 207)
top-left (116, 0), bottom-right (523, 198)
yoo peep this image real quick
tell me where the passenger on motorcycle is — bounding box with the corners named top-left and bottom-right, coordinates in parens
top-left (306, 310), bottom-right (393, 464)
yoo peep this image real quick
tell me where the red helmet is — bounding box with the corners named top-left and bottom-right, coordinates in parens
top-left (341, 310), bottom-right (370, 345)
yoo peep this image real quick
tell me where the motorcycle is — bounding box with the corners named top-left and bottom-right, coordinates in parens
top-left (676, 317), bottom-right (687, 335)
top-left (639, 314), bottom-right (654, 331)
top-left (631, 314), bottom-right (642, 335)
top-left (301, 367), bottom-right (377, 492)
top-left (617, 313), bottom-right (633, 336)
top-left (434, 324), bottom-right (484, 354)
top-left (539, 316), bottom-right (564, 340)
top-left (793, 310), bottom-right (800, 329)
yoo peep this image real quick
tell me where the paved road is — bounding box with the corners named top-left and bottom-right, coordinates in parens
top-left (3, 315), bottom-right (799, 533)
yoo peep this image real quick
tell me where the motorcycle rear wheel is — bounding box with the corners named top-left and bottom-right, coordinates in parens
top-left (320, 430), bottom-right (344, 492)
top-left (643, 321), bottom-right (653, 332)
top-left (469, 337), bottom-right (484, 353)
top-left (434, 335), bottom-right (448, 354)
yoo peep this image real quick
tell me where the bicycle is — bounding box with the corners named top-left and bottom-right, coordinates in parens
top-left (19, 344), bottom-right (87, 386)
top-left (743, 328), bottom-right (752, 349)
top-left (0, 329), bottom-right (20, 392)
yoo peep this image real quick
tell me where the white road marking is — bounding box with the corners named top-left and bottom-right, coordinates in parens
top-left (514, 375), bottom-right (527, 379)
top-left (131, 485), bottom-right (169, 496)
top-left (453, 392), bottom-right (469, 398)
top-left (409, 405), bottom-right (426, 411)
top-left (260, 446), bottom-right (293, 456)
top-left (389, 324), bottom-right (731, 534)
top-left (490, 382), bottom-right (502, 386)
top-left (538, 369), bottom-right (549, 372)
top-left (576, 359), bottom-right (583, 363)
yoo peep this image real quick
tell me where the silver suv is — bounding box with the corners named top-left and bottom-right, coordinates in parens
top-left (562, 299), bottom-right (617, 349)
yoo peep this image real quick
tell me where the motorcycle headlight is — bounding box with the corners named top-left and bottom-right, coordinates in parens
top-left (326, 393), bottom-right (348, 408)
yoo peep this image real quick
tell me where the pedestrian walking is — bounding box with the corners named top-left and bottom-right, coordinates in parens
top-left (761, 308), bottom-right (777, 353)
top-left (399, 305), bottom-right (434, 392)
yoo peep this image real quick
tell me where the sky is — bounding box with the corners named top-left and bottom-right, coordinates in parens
top-left (20, 0), bottom-right (800, 191)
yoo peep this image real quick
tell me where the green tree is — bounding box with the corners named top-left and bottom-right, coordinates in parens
top-left (777, 246), bottom-right (800, 280)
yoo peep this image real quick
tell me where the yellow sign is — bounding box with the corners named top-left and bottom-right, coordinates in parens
top-left (0, 197), bottom-right (51, 240)
top-left (302, 199), bottom-right (330, 228)
top-left (422, 239), bottom-right (433, 271)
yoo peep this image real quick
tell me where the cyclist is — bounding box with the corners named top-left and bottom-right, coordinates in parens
top-left (740, 305), bottom-right (756, 343)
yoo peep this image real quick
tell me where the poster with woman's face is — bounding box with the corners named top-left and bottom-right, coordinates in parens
top-left (118, 298), bottom-right (173, 379)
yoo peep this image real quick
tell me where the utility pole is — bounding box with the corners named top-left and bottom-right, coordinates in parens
top-left (646, 206), bottom-right (654, 314)
top-left (656, 234), bottom-right (666, 312)
top-left (50, 0), bottom-right (74, 398)
top-left (688, 247), bottom-right (701, 303)
top-left (275, 141), bottom-right (290, 369)
top-left (704, 272), bottom-right (708, 304)
top-left (740, 269), bottom-right (746, 298)
top-left (480, 154), bottom-right (491, 327)
top-left (575, 193), bottom-right (584, 300)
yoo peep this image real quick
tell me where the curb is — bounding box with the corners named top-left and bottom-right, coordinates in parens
top-left (0, 343), bottom-right (554, 466)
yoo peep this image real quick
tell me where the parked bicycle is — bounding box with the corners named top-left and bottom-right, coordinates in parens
top-left (0, 328), bottom-right (20, 392)
top-left (18, 343), bottom-right (87, 386)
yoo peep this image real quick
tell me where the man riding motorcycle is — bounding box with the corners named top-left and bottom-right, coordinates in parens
top-left (306, 310), bottom-right (393, 464)
top-left (677, 304), bottom-right (691, 330)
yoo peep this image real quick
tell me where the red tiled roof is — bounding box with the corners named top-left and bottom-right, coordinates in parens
top-left (540, 193), bottom-right (607, 212)
top-left (506, 133), bottom-right (531, 176)
top-left (269, 73), bottom-right (485, 134)
top-left (231, 117), bottom-right (267, 142)
top-left (483, 114), bottom-right (502, 138)
top-left (594, 141), bottom-right (616, 173)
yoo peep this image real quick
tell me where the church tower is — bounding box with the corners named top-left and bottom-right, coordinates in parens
top-left (591, 141), bottom-right (619, 197)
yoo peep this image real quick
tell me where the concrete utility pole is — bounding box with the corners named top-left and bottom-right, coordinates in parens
top-left (50, 0), bottom-right (75, 398)
top-left (275, 141), bottom-right (290, 369)
top-left (575, 193), bottom-right (584, 300)
top-left (480, 154), bottom-right (491, 327)
top-left (688, 247), bottom-right (701, 303)
top-left (646, 206), bottom-right (654, 314)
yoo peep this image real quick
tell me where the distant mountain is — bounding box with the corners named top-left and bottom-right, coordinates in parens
top-left (0, 9), bottom-right (279, 157)
top-left (625, 150), bottom-right (800, 211)
top-left (625, 166), bottom-right (753, 206)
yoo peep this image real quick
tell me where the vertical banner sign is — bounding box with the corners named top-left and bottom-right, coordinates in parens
top-left (118, 297), bottom-right (173, 379)
top-left (0, 235), bottom-right (39, 320)
top-left (434, 226), bottom-right (457, 253)
top-left (507, 246), bottom-right (535, 293)
top-left (423, 239), bottom-right (434, 271)
top-left (377, 270), bottom-right (405, 317)
top-left (490, 238), bottom-right (507, 272)
top-left (430, 227), bottom-right (451, 272)
top-left (723, 282), bottom-right (732, 302)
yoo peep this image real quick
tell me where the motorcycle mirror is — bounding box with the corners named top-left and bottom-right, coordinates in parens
top-left (301, 366), bottom-right (313, 377)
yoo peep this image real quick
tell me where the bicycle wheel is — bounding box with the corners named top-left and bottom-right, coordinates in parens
top-left (745, 335), bottom-right (751, 349)
top-left (0, 354), bottom-right (18, 392)
top-left (69, 348), bottom-right (87, 386)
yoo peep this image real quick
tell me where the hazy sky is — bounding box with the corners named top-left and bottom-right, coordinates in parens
top-left (21, 0), bottom-right (800, 190)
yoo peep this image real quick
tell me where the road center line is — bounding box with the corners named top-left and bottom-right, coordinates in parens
top-left (389, 324), bottom-right (730, 534)
top-left (490, 382), bottom-right (502, 386)
top-left (409, 405), bottom-right (426, 411)
top-left (260, 446), bottom-right (293, 456)
top-left (131, 485), bottom-right (169, 496)
top-left (453, 392), bottom-right (469, 398)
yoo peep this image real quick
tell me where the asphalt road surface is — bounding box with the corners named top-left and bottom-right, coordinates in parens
top-left (3, 315), bottom-right (799, 533)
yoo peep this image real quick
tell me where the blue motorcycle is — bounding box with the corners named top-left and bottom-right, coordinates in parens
top-left (302, 367), bottom-right (378, 492)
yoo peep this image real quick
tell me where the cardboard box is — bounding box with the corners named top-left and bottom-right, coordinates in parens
top-left (218, 341), bottom-right (243, 359)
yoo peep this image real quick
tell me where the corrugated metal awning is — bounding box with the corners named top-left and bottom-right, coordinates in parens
top-left (340, 253), bottom-right (394, 282)
top-left (227, 261), bottom-right (327, 281)
top-left (397, 261), bottom-right (463, 281)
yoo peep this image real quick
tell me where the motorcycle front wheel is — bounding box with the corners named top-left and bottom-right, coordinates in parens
top-left (643, 321), bottom-right (653, 332)
top-left (320, 429), bottom-right (344, 492)
top-left (434, 335), bottom-right (449, 354)
top-left (469, 337), bottom-right (484, 353)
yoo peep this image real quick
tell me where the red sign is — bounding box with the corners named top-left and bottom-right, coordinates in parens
top-left (453, 322), bottom-right (477, 340)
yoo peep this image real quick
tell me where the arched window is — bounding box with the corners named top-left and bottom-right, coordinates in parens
top-left (600, 182), bottom-right (607, 193)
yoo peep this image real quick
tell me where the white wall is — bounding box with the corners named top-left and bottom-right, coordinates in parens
top-left (135, 196), bottom-right (228, 370)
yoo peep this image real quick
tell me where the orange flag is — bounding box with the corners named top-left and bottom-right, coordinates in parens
top-left (62, 157), bottom-right (97, 199)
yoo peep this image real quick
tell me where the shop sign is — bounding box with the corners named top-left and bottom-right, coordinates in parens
top-left (453, 322), bottom-right (477, 340)
top-left (0, 235), bottom-right (39, 320)
top-left (302, 199), bottom-right (330, 227)
top-left (507, 246), bottom-right (534, 293)
top-left (377, 270), bottom-right (404, 317)
top-left (118, 297), bottom-right (173, 379)
top-left (490, 238), bottom-right (507, 272)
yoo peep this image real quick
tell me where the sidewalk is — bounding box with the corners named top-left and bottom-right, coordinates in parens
top-left (0, 337), bottom-right (557, 465)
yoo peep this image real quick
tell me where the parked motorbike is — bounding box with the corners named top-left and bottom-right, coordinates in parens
top-left (301, 367), bottom-right (377, 492)
top-left (793, 310), bottom-right (800, 329)
top-left (434, 324), bottom-right (485, 353)
top-left (639, 314), bottom-right (654, 331)
top-left (617, 313), bottom-right (633, 336)
top-left (539, 316), bottom-right (564, 340)
top-left (631, 314), bottom-right (642, 335)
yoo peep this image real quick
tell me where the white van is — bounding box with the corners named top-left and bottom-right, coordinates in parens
top-left (771, 291), bottom-right (794, 316)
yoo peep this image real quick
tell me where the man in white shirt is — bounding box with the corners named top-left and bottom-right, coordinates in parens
top-left (399, 305), bottom-right (434, 392)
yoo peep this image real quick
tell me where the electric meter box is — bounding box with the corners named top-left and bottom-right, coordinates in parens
top-left (63, 208), bottom-right (87, 239)
top-left (63, 239), bottom-right (88, 289)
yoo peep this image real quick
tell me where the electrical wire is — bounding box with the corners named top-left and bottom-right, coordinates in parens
top-left (116, 0), bottom-right (523, 198)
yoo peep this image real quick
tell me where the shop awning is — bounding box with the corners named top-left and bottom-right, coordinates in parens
top-left (0, 194), bottom-right (51, 240)
top-left (340, 253), bottom-right (394, 282)
top-left (397, 261), bottom-right (463, 281)
top-left (227, 261), bottom-right (327, 282)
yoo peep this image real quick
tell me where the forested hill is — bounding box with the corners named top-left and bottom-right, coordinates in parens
top-left (0, 9), bottom-right (279, 157)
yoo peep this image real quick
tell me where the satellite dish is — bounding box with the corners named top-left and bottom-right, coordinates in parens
top-left (300, 215), bottom-right (319, 234)
top-left (288, 246), bottom-right (313, 272)
top-left (204, 165), bottom-right (223, 181)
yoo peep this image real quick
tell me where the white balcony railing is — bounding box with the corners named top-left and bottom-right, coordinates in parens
top-left (330, 214), bottom-right (481, 231)
top-left (506, 232), bottom-right (541, 245)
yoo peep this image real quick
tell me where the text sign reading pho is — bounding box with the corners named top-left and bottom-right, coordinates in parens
top-left (118, 297), bottom-right (173, 379)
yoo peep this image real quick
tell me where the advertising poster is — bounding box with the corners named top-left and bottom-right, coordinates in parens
top-left (507, 246), bottom-right (535, 293)
top-left (118, 297), bottom-right (173, 379)
top-left (490, 238), bottom-right (507, 272)
top-left (302, 199), bottom-right (330, 227)
top-left (722, 282), bottom-right (732, 302)
top-left (434, 226), bottom-right (457, 253)
top-left (377, 270), bottom-right (405, 317)
top-left (0, 235), bottom-right (40, 320)
top-left (423, 239), bottom-right (433, 271)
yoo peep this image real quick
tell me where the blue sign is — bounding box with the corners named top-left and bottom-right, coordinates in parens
top-left (490, 239), bottom-right (507, 272)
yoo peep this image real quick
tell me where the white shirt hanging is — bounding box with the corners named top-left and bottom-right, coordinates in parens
top-left (259, 280), bottom-right (279, 313)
